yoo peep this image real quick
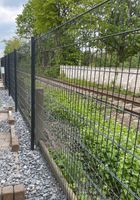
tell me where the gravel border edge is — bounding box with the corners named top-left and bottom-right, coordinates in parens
top-left (39, 140), bottom-right (77, 200)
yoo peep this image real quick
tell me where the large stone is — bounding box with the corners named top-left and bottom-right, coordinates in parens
top-left (10, 126), bottom-right (19, 152)
top-left (14, 184), bottom-right (25, 200)
top-left (0, 112), bottom-right (8, 122)
top-left (2, 186), bottom-right (13, 200)
top-left (8, 110), bottom-right (15, 125)
top-left (0, 82), bottom-right (4, 89)
top-left (0, 133), bottom-right (10, 150)
top-left (11, 138), bottom-right (19, 152)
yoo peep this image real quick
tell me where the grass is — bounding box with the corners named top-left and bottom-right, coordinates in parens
top-left (37, 81), bottom-right (140, 199)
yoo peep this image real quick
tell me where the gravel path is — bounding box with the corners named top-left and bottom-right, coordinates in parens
top-left (0, 90), bottom-right (66, 200)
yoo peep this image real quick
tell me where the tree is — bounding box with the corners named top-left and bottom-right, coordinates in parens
top-left (4, 37), bottom-right (22, 54)
top-left (71, 0), bottom-right (140, 64)
top-left (91, 0), bottom-right (140, 63)
top-left (31, 0), bottom-right (100, 33)
top-left (16, 0), bottom-right (35, 38)
top-left (16, 0), bottom-right (140, 64)
top-left (16, 0), bottom-right (98, 37)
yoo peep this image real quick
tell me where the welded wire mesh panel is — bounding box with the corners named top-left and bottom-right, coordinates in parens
top-left (9, 52), bottom-right (15, 100)
top-left (35, 0), bottom-right (140, 199)
top-left (16, 43), bottom-right (31, 128)
top-left (4, 55), bottom-right (9, 89)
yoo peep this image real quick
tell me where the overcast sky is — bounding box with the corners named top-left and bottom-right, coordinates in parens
top-left (0, 0), bottom-right (28, 57)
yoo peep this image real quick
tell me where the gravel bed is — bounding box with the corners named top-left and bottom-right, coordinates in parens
top-left (0, 90), bottom-right (67, 200)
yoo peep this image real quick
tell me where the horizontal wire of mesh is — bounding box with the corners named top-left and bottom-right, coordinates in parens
top-left (35, 0), bottom-right (140, 199)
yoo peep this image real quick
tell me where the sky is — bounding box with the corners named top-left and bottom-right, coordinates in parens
top-left (0, 0), bottom-right (28, 57)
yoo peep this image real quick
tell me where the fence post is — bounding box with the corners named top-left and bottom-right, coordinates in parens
top-left (31, 37), bottom-right (36, 150)
top-left (35, 89), bottom-right (44, 144)
top-left (14, 50), bottom-right (18, 112)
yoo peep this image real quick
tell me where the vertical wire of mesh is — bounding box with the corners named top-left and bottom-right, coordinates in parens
top-left (1, 0), bottom-right (140, 199)
top-left (16, 42), bottom-right (31, 129)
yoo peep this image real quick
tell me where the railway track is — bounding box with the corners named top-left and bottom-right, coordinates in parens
top-left (16, 70), bottom-right (140, 128)
top-left (36, 76), bottom-right (140, 117)
top-left (17, 71), bottom-right (140, 116)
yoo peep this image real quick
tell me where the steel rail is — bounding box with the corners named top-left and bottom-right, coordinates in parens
top-left (36, 76), bottom-right (140, 116)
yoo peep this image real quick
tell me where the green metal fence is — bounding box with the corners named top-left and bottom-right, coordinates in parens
top-left (2, 0), bottom-right (140, 199)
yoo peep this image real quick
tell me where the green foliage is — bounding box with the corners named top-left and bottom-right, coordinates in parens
top-left (50, 147), bottom-right (94, 199)
top-left (4, 37), bottom-right (22, 54)
top-left (16, 0), bottom-right (140, 67)
top-left (94, 0), bottom-right (140, 62)
top-left (16, 0), bottom-right (35, 38)
top-left (50, 150), bottom-right (86, 189)
top-left (36, 66), bottom-right (60, 78)
top-left (42, 85), bottom-right (140, 199)
top-left (16, 0), bottom-right (95, 37)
